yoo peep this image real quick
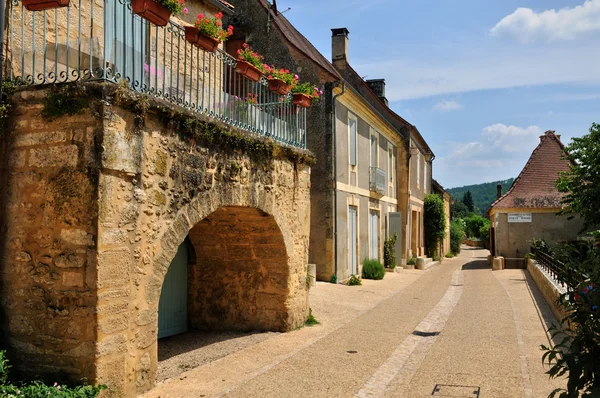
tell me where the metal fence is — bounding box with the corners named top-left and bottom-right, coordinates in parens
top-left (6, 0), bottom-right (307, 148)
top-left (530, 246), bottom-right (584, 291)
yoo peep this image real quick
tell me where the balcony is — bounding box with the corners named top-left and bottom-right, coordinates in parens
top-left (370, 167), bottom-right (386, 197)
top-left (5, 0), bottom-right (306, 149)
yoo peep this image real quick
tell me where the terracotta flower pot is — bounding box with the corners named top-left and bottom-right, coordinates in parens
top-left (22, 0), bottom-right (69, 11)
top-left (292, 93), bottom-right (312, 108)
top-left (235, 60), bottom-right (264, 83)
top-left (184, 27), bottom-right (219, 52)
top-left (268, 78), bottom-right (291, 95)
top-left (131, 0), bottom-right (171, 27)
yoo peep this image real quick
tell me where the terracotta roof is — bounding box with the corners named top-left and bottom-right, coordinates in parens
top-left (490, 131), bottom-right (571, 209)
top-left (256, 0), bottom-right (342, 81)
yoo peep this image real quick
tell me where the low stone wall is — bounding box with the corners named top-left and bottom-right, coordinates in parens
top-left (464, 239), bottom-right (483, 247)
top-left (527, 259), bottom-right (568, 323)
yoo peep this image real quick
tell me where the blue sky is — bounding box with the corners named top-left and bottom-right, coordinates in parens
top-left (281, 0), bottom-right (600, 188)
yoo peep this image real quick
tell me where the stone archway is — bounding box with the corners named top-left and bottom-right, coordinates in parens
top-left (187, 206), bottom-right (290, 332)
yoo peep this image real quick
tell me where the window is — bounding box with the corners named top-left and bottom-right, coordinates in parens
top-left (369, 210), bottom-right (380, 260)
top-left (349, 206), bottom-right (358, 275)
top-left (388, 147), bottom-right (394, 197)
top-left (424, 161), bottom-right (428, 191)
top-left (370, 134), bottom-right (378, 168)
top-left (349, 118), bottom-right (357, 166)
top-left (416, 152), bottom-right (421, 187)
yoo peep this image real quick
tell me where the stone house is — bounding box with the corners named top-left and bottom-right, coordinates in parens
top-left (489, 130), bottom-right (584, 267)
top-left (432, 179), bottom-right (451, 257)
top-left (223, 1), bottom-right (436, 280)
top-left (0, 0), bottom-right (313, 396)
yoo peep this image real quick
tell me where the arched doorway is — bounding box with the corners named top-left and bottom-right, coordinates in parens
top-left (157, 206), bottom-right (290, 340)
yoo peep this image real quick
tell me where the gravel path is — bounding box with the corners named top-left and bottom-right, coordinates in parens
top-left (142, 248), bottom-right (565, 397)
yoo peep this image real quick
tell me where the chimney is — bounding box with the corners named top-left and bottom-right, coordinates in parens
top-left (540, 130), bottom-right (555, 142)
top-left (331, 28), bottom-right (349, 62)
top-left (366, 79), bottom-right (388, 106)
top-left (497, 184), bottom-right (502, 199)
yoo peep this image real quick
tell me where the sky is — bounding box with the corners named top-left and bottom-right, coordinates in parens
top-left (280, 0), bottom-right (600, 188)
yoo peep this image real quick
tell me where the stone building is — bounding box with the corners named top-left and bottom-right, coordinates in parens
top-left (223, 1), bottom-right (436, 281)
top-left (0, 0), bottom-right (313, 396)
top-left (432, 179), bottom-right (451, 257)
top-left (489, 130), bottom-right (584, 267)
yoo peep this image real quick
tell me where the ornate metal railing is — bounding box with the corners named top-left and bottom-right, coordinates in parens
top-left (369, 166), bottom-right (386, 196)
top-left (530, 246), bottom-right (587, 291)
top-left (6, 0), bottom-right (306, 148)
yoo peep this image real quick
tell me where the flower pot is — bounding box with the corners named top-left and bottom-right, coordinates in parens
top-left (131, 0), bottom-right (171, 27)
top-left (292, 93), bottom-right (312, 108)
top-left (235, 60), bottom-right (264, 83)
top-left (22, 0), bottom-right (69, 11)
top-left (268, 78), bottom-right (291, 95)
top-left (184, 27), bottom-right (220, 52)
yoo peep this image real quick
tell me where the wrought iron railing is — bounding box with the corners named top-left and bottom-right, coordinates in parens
top-left (6, 0), bottom-right (307, 148)
top-left (370, 166), bottom-right (386, 196)
top-left (529, 246), bottom-right (589, 291)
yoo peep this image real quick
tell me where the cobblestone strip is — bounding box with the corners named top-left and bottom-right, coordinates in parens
top-left (493, 272), bottom-right (533, 398)
top-left (356, 269), bottom-right (465, 398)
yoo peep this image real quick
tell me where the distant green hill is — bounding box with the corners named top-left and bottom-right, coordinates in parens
top-left (447, 178), bottom-right (515, 214)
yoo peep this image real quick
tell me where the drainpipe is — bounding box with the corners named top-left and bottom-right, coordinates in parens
top-left (332, 81), bottom-right (345, 282)
top-left (0, 0), bottom-right (5, 105)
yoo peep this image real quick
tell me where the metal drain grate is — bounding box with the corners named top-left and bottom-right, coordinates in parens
top-left (431, 384), bottom-right (480, 397)
top-left (412, 330), bottom-right (440, 337)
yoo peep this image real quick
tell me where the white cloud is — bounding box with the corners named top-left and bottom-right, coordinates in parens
top-left (490, 0), bottom-right (600, 42)
top-left (482, 124), bottom-right (542, 152)
top-left (433, 99), bottom-right (463, 112)
top-left (355, 44), bottom-right (600, 100)
top-left (435, 124), bottom-right (544, 187)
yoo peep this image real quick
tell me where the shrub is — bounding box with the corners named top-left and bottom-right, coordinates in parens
top-left (348, 274), bottom-right (362, 286)
top-left (361, 258), bottom-right (385, 280)
top-left (450, 220), bottom-right (466, 254)
top-left (407, 256), bottom-right (417, 266)
top-left (0, 351), bottom-right (106, 397)
top-left (445, 253), bottom-right (454, 258)
top-left (384, 233), bottom-right (398, 269)
top-left (424, 194), bottom-right (447, 257)
top-left (464, 214), bottom-right (488, 239)
top-left (305, 308), bottom-right (319, 326)
top-left (479, 223), bottom-right (490, 245)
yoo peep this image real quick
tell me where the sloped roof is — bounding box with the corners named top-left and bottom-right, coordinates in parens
top-left (256, 0), bottom-right (342, 81)
top-left (490, 131), bottom-right (571, 209)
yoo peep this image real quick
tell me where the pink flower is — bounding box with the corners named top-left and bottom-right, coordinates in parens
top-left (183, 7), bottom-right (188, 13)
top-left (294, 74), bottom-right (299, 79)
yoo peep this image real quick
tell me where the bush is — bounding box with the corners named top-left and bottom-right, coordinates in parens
top-left (361, 259), bottom-right (385, 280)
top-left (384, 233), bottom-right (398, 269)
top-left (450, 220), bottom-right (466, 254)
top-left (407, 256), bottom-right (417, 266)
top-left (479, 223), bottom-right (490, 245)
top-left (445, 253), bottom-right (454, 258)
top-left (0, 351), bottom-right (106, 397)
top-left (464, 214), bottom-right (488, 239)
top-left (424, 194), bottom-right (447, 258)
top-left (348, 274), bottom-right (362, 286)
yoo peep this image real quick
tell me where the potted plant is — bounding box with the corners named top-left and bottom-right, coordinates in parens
top-left (185, 12), bottom-right (233, 53)
top-left (21, 0), bottom-right (69, 11)
top-left (132, 0), bottom-right (186, 26)
top-left (291, 82), bottom-right (323, 108)
top-left (235, 44), bottom-right (265, 83)
top-left (264, 65), bottom-right (298, 95)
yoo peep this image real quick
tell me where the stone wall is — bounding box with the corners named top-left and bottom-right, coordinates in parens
top-left (0, 84), bottom-right (311, 397)
top-left (527, 259), bottom-right (567, 324)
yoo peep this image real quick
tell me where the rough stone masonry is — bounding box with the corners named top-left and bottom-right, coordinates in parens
top-left (0, 83), bottom-right (312, 397)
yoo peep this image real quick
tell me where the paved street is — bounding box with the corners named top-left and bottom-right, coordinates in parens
top-left (143, 248), bottom-right (565, 398)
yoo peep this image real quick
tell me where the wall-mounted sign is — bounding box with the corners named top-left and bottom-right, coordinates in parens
top-left (508, 213), bottom-right (532, 223)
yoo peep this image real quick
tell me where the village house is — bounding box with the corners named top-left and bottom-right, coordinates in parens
top-left (224, 0), bottom-right (436, 280)
top-left (489, 130), bottom-right (584, 268)
top-left (0, 0), bottom-right (314, 396)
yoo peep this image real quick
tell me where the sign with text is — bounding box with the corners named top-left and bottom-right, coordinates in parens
top-left (508, 213), bottom-right (532, 223)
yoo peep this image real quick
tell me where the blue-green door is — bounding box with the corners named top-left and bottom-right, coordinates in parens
top-left (158, 240), bottom-right (188, 339)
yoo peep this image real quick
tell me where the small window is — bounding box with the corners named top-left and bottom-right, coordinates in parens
top-left (349, 118), bottom-right (357, 166)
top-left (416, 152), bottom-right (421, 187)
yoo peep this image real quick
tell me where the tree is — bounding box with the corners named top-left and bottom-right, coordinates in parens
top-left (557, 122), bottom-right (600, 231)
top-left (462, 190), bottom-right (474, 212)
top-left (452, 201), bottom-right (469, 220)
top-left (450, 220), bottom-right (465, 254)
top-left (424, 194), bottom-right (447, 258)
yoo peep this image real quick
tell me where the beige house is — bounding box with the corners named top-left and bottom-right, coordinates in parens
top-left (489, 130), bottom-right (584, 268)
